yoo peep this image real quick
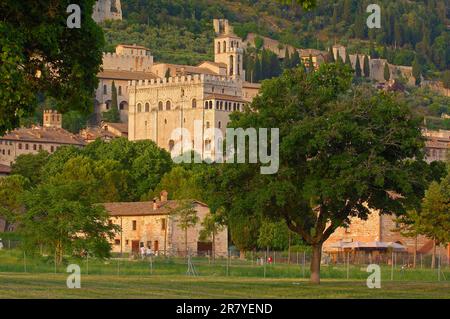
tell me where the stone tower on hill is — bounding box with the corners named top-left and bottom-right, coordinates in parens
top-left (92, 0), bottom-right (122, 23)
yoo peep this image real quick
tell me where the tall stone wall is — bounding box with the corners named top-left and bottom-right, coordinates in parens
top-left (92, 0), bottom-right (122, 23)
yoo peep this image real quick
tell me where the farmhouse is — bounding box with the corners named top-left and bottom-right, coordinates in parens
top-left (102, 191), bottom-right (228, 257)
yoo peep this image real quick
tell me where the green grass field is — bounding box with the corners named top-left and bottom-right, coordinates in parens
top-left (1, 273), bottom-right (449, 299)
top-left (1, 250), bottom-right (449, 298)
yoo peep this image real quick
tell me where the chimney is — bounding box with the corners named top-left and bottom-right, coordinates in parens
top-left (160, 190), bottom-right (168, 202)
top-left (153, 198), bottom-right (158, 211)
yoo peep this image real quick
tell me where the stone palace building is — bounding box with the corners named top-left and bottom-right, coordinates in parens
top-left (94, 19), bottom-right (261, 160)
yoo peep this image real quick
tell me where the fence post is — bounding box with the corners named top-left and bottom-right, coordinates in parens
top-left (226, 250), bottom-right (229, 277)
top-left (86, 253), bottom-right (89, 275)
top-left (117, 258), bottom-right (120, 276)
top-left (302, 251), bottom-right (306, 278)
top-left (390, 250), bottom-right (394, 281)
top-left (264, 250), bottom-right (267, 278)
top-left (438, 250), bottom-right (441, 282)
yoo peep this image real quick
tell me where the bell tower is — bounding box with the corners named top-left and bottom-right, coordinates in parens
top-left (213, 19), bottom-right (244, 80)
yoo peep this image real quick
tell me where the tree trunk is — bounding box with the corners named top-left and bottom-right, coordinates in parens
top-left (239, 250), bottom-right (245, 259)
top-left (212, 232), bottom-right (215, 264)
top-left (310, 243), bottom-right (323, 284)
top-left (288, 232), bottom-right (291, 265)
top-left (431, 239), bottom-right (436, 269)
top-left (185, 229), bottom-right (188, 258)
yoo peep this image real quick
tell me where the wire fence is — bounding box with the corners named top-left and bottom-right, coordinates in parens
top-left (1, 245), bottom-right (449, 282)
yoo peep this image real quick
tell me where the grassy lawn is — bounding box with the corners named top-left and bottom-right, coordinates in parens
top-left (1, 273), bottom-right (449, 299)
top-left (1, 250), bottom-right (449, 298)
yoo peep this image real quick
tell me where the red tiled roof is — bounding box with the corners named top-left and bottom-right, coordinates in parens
top-left (102, 200), bottom-right (208, 217)
top-left (1, 127), bottom-right (86, 146)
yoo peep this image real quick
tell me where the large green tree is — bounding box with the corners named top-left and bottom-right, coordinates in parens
top-left (420, 172), bottom-right (450, 268)
top-left (0, 0), bottom-right (104, 135)
top-left (0, 175), bottom-right (28, 232)
top-left (19, 174), bottom-right (119, 263)
top-left (208, 64), bottom-right (428, 284)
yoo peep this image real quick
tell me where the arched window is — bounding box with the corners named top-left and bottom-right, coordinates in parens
top-left (103, 84), bottom-right (107, 94)
top-left (204, 101), bottom-right (208, 109)
top-left (216, 101), bottom-right (219, 109)
top-left (192, 99), bottom-right (197, 108)
top-left (220, 101), bottom-right (223, 110)
top-left (137, 103), bottom-right (142, 113)
top-left (119, 101), bottom-right (128, 111)
top-left (206, 121), bottom-right (210, 129)
top-left (145, 103), bottom-right (150, 112)
top-left (209, 101), bottom-right (213, 109)
top-left (218, 121), bottom-right (222, 129)
top-left (118, 86), bottom-right (122, 96)
top-left (158, 101), bottom-right (163, 111)
top-left (231, 41), bottom-right (234, 48)
top-left (217, 42), bottom-right (221, 54)
top-left (233, 102), bottom-right (237, 111)
top-left (223, 41), bottom-right (226, 52)
top-left (166, 101), bottom-right (171, 111)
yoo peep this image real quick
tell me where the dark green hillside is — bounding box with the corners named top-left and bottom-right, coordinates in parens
top-left (102, 0), bottom-right (449, 74)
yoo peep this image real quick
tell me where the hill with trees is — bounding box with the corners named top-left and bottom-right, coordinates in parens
top-left (103, 0), bottom-right (449, 76)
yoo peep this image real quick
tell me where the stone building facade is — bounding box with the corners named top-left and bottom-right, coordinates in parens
top-left (323, 210), bottom-right (444, 256)
top-left (423, 129), bottom-right (450, 163)
top-left (103, 191), bottom-right (228, 257)
top-left (127, 19), bottom-right (260, 159)
top-left (95, 45), bottom-right (157, 123)
top-left (0, 111), bottom-right (86, 167)
top-left (92, 0), bottom-right (122, 23)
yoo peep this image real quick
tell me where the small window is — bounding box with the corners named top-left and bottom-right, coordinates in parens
top-left (218, 121), bottom-right (221, 129)
top-left (25, 144), bottom-right (29, 150)
top-left (192, 99), bottom-right (197, 108)
top-left (206, 121), bottom-right (210, 129)
top-left (161, 218), bottom-right (166, 231)
top-left (137, 103), bottom-right (142, 113)
top-left (33, 144), bottom-right (37, 151)
top-left (18, 143), bottom-right (22, 150)
top-left (132, 220), bottom-right (137, 230)
top-left (118, 86), bottom-right (122, 96)
top-left (50, 146), bottom-right (54, 152)
top-left (158, 101), bottom-right (163, 111)
top-left (125, 240), bottom-right (129, 245)
top-left (166, 101), bottom-right (171, 111)
top-left (103, 84), bottom-right (107, 94)
top-left (114, 239), bottom-right (120, 245)
top-left (145, 103), bottom-right (150, 112)
top-left (39, 145), bottom-right (42, 150)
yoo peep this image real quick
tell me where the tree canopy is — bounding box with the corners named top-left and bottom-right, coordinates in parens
top-left (205, 63), bottom-right (429, 283)
top-left (0, 0), bottom-right (104, 135)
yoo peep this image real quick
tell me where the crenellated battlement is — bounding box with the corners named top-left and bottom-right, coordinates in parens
top-left (128, 74), bottom-right (238, 88)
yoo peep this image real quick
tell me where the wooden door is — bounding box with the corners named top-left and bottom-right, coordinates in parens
top-left (131, 240), bottom-right (140, 254)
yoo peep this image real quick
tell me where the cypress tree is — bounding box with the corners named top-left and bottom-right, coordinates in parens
top-left (291, 50), bottom-right (300, 67)
top-left (283, 47), bottom-right (291, 69)
top-left (363, 55), bottom-right (370, 78)
top-left (355, 55), bottom-right (362, 77)
top-left (384, 62), bottom-right (391, 82)
top-left (412, 55), bottom-right (422, 86)
top-left (254, 56), bottom-right (262, 82)
top-left (308, 54), bottom-right (315, 73)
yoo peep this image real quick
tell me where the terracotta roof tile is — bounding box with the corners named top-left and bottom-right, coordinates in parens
top-left (1, 127), bottom-right (86, 146)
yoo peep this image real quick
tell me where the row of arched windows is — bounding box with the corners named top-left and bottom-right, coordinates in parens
top-left (136, 99), bottom-right (199, 112)
top-left (203, 100), bottom-right (243, 112)
top-left (217, 40), bottom-right (240, 54)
